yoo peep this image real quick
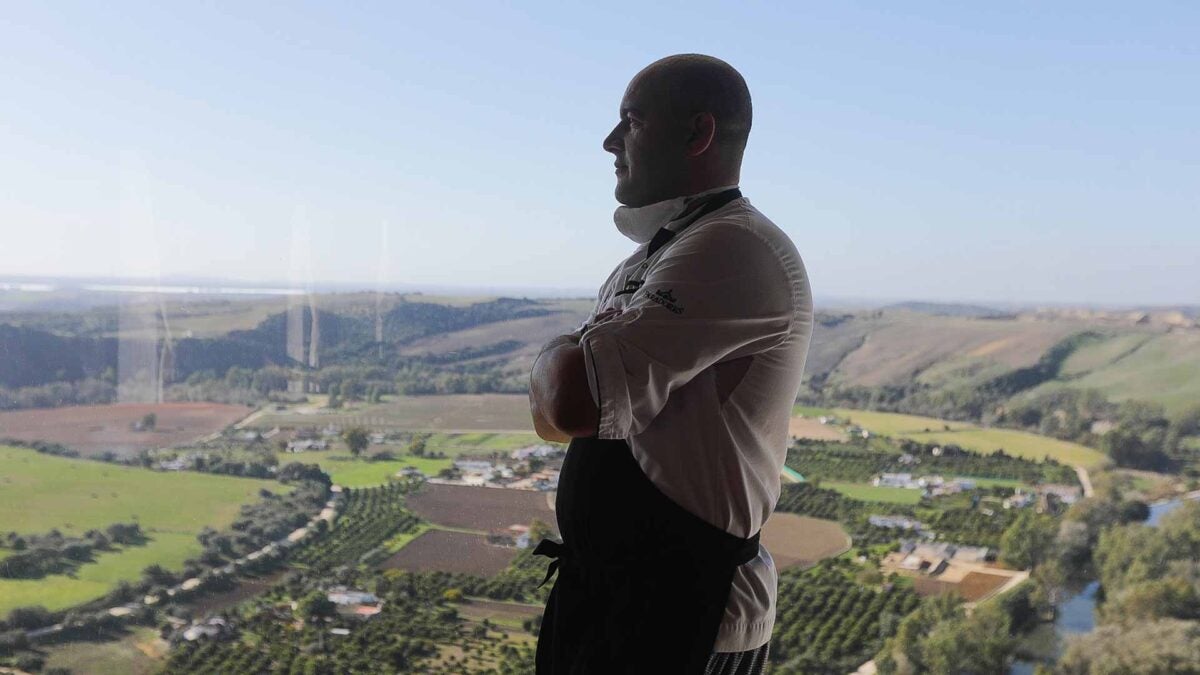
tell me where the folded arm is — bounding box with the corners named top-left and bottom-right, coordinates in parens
top-left (529, 333), bottom-right (600, 441)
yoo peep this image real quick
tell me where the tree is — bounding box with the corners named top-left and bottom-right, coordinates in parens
top-left (343, 427), bottom-right (370, 457)
top-left (6, 605), bottom-right (54, 630)
top-left (1103, 428), bottom-right (1169, 470)
top-left (1058, 619), bottom-right (1200, 674)
top-left (300, 591), bottom-right (337, 625)
top-left (408, 435), bottom-right (427, 457)
top-left (999, 511), bottom-right (1058, 570)
top-left (528, 519), bottom-right (555, 544)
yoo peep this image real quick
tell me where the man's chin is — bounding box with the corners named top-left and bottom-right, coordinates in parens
top-left (614, 183), bottom-right (646, 208)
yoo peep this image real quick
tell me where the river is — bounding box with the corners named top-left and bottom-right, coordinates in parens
top-left (1009, 497), bottom-right (1189, 674)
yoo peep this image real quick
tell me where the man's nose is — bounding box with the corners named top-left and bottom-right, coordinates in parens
top-left (602, 124), bottom-right (622, 154)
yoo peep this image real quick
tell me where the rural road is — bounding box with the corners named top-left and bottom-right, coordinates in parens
top-left (1075, 466), bottom-right (1094, 498)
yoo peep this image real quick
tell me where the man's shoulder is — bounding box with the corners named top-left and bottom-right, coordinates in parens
top-left (692, 199), bottom-right (805, 279)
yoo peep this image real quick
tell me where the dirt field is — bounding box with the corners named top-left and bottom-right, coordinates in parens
top-left (381, 529), bottom-right (517, 576)
top-left (955, 571), bottom-right (1012, 601)
top-left (187, 571), bottom-right (286, 616)
top-left (911, 570), bottom-right (1010, 601)
top-left (789, 416), bottom-right (848, 442)
top-left (760, 513), bottom-right (852, 569)
top-left (407, 483), bottom-right (558, 533)
top-left (0, 402), bottom-right (250, 457)
top-left (251, 394), bottom-right (535, 432)
top-left (457, 599), bottom-right (543, 627)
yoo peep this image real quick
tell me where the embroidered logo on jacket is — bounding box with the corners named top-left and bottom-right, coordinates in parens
top-left (614, 278), bottom-right (644, 297)
top-left (644, 288), bottom-right (684, 314)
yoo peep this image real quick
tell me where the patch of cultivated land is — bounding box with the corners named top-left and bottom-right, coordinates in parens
top-left (41, 627), bottom-right (167, 675)
top-left (251, 394), bottom-right (535, 432)
top-left (399, 305), bottom-right (588, 363)
top-left (275, 451), bottom-right (453, 488)
top-left (789, 416), bottom-right (848, 441)
top-left (0, 402), bottom-right (250, 458)
top-left (381, 529), bottom-right (516, 576)
top-left (457, 599), bottom-right (543, 629)
top-left (761, 514), bottom-right (851, 569)
top-left (911, 571), bottom-right (1011, 602)
top-left (828, 313), bottom-right (1085, 388)
top-left (830, 408), bottom-right (1109, 469)
top-left (1039, 331), bottom-right (1200, 416)
top-left (824, 480), bottom-right (924, 505)
top-left (406, 483), bottom-right (557, 533)
top-left (0, 445), bottom-right (282, 613)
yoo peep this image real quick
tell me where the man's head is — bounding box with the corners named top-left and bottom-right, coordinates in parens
top-left (603, 54), bottom-right (752, 207)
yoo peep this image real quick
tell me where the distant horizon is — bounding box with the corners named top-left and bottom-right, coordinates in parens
top-left (2, 273), bottom-right (1196, 313)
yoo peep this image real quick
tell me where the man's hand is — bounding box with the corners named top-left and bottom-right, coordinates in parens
top-left (529, 332), bottom-right (599, 441)
top-left (591, 308), bottom-right (622, 326)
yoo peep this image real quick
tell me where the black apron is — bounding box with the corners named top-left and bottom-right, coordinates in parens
top-left (533, 437), bottom-right (760, 674)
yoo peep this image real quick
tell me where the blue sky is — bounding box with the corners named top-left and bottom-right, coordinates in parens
top-left (1, 2), bottom-right (1197, 305)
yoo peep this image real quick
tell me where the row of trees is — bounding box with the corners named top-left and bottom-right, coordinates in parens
top-left (770, 559), bottom-right (921, 673)
top-left (0, 523), bottom-right (144, 580)
top-left (291, 483), bottom-right (420, 570)
top-left (788, 438), bottom-right (1077, 485)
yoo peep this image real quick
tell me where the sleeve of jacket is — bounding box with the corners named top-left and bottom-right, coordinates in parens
top-left (580, 221), bottom-right (794, 440)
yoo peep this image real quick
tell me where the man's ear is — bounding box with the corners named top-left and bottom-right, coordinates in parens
top-left (685, 112), bottom-right (716, 157)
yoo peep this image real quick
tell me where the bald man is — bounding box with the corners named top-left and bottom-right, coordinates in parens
top-left (529, 54), bottom-right (813, 674)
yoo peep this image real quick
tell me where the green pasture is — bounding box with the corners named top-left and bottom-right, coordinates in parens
top-left (0, 445), bottom-right (282, 535)
top-left (384, 523), bottom-right (433, 553)
top-left (1028, 332), bottom-right (1200, 416)
top-left (0, 445), bottom-right (284, 615)
top-left (0, 533), bottom-right (197, 615)
top-left (792, 405), bottom-right (834, 418)
top-left (272, 429), bottom-right (550, 487)
top-left (966, 477), bottom-right (1027, 489)
top-left (830, 409), bottom-right (1109, 469)
top-left (276, 451), bottom-right (453, 488)
top-left (823, 481), bottom-right (924, 505)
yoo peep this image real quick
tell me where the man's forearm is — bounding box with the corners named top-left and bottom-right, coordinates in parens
top-left (529, 333), bottom-right (599, 439)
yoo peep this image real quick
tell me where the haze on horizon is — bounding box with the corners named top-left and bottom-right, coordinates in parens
top-left (2, 2), bottom-right (1197, 306)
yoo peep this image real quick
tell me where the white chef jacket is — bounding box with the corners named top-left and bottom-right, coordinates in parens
top-left (577, 192), bottom-right (814, 652)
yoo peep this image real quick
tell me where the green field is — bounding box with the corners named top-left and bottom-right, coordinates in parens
top-left (0, 532), bottom-right (197, 613)
top-left (823, 481), bottom-right (925, 505)
top-left (1040, 332), bottom-right (1200, 416)
top-left (967, 477), bottom-right (1027, 489)
top-left (830, 409), bottom-right (1109, 469)
top-left (0, 445), bottom-right (282, 614)
top-left (277, 451), bottom-right (453, 487)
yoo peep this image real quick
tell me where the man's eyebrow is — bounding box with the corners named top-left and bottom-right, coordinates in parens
top-left (620, 107), bottom-right (644, 119)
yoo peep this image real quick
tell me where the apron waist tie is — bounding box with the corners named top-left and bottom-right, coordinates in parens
top-left (533, 538), bottom-right (568, 588)
top-left (733, 531), bottom-right (761, 566)
top-left (533, 530), bottom-right (761, 589)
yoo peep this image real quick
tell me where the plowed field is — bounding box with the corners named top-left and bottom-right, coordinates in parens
top-left (0, 402), bottom-right (250, 457)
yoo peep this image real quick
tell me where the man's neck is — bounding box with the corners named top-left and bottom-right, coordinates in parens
top-left (666, 184), bottom-right (740, 227)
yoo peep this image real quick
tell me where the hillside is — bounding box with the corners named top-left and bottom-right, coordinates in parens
top-left (3, 291), bottom-right (1197, 416)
